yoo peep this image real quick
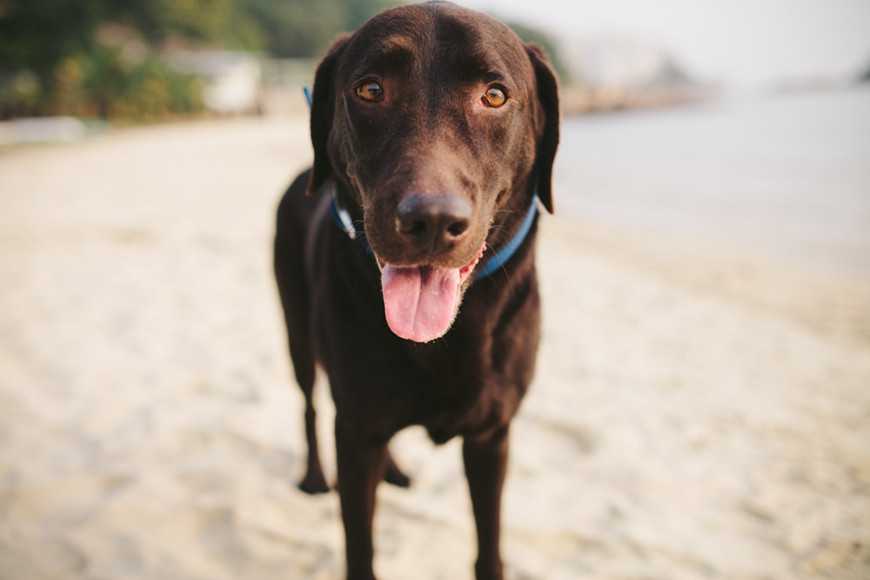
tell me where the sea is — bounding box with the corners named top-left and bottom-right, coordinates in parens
top-left (555, 85), bottom-right (870, 277)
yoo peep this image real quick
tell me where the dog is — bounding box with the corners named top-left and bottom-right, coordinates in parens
top-left (273, 2), bottom-right (559, 579)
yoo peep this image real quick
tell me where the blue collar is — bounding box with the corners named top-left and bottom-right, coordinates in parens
top-left (475, 200), bottom-right (538, 280)
top-left (331, 194), bottom-right (537, 282)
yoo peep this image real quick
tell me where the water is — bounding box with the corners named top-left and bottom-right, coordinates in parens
top-left (555, 86), bottom-right (870, 276)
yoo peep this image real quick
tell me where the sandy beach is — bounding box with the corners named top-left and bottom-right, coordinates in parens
top-left (1, 117), bottom-right (869, 580)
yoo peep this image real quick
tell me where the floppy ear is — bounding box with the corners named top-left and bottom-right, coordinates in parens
top-left (307, 34), bottom-right (350, 196)
top-left (525, 44), bottom-right (560, 214)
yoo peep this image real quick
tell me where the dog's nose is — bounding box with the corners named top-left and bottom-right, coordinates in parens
top-left (395, 193), bottom-right (472, 249)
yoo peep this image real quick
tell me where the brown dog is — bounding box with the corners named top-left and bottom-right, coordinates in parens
top-left (273, 2), bottom-right (559, 579)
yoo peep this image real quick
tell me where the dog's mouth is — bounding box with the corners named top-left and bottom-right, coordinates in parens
top-left (375, 243), bottom-right (486, 343)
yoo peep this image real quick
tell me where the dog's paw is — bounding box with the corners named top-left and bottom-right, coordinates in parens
top-left (297, 471), bottom-right (331, 495)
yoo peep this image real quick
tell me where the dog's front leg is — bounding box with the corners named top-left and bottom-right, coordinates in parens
top-left (463, 425), bottom-right (509, 580)
top-left (335, 419), bottom-right (388, 580)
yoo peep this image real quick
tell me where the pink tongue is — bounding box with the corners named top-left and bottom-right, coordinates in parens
top-left (381, 265), bottom-right (461, 342)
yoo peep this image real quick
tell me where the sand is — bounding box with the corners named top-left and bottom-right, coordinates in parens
top-left (1, 117), bottom-right (869, 580)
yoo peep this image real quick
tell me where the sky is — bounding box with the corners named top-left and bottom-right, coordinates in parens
top-left (459, 0), bottom-right (870, 86)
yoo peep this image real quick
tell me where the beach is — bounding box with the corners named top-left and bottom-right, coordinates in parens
top-left (1, 116), bottom-right (869, 580)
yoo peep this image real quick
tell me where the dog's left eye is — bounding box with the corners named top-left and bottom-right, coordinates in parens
top-left (481, 86), bottom-right (507, 108)
top-left (355, 80), bottom-right (384, 102)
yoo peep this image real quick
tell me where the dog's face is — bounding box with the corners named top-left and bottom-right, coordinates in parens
top-left (308, 1), bottom-right (559, 342)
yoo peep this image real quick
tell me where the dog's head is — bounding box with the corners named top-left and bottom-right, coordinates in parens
top-left (307, 1), bottom-right (559, 342)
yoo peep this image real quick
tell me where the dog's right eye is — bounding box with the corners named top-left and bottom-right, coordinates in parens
top-left (481, 85), bottom-right (507, 108)
top-left (355, 81), bottom-right (384, 103)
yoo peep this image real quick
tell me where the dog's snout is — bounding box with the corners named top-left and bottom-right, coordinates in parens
top-left (395, 193), bottom-right (472, 249)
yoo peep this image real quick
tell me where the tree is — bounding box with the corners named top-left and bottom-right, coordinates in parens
top-left (0, 0), bottom-right (105, 84)
top-left (241, 0), bottom-right (399, 58)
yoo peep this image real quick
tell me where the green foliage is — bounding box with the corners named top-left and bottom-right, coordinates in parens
top-left (241, 0), bottom-right (399, 58)
top-left (111, 0), bottom-right (263, 49)
top-left (0, 0), bottom-right (400, 73)
top-left (0, 1), bottom-right (566, 119)
top-left (242, 0), bottom-right (344, 58)
top-left (1, 45), bottom-right (203, 120)
top-left (344, 0), bottom-right (400, 30)
top-left (0, 71), bottom-right (43, 118)
top-left (72, 48), bottom-right (203, 120)
top-left (0, 0), bottom-right (105, 84)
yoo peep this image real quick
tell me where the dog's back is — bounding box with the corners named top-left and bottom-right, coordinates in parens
top-left (274, 169), bottom-right (320, 353)
top-left (273, 168), bottom-right (333, 493)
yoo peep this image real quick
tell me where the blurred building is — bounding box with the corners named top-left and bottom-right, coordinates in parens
top-left (168, 51), bottom-right (263, 115)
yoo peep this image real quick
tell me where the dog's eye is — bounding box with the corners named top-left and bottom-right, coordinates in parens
top-left (481, 86), bottom-right (507, 108)
top-left (355, 80), bottom-right (384, 103)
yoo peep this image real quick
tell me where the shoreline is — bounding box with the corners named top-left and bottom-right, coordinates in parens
top-left (560, 84), bottom-right (719, 116)
top-left (542, 217), bottom-right (870, 348)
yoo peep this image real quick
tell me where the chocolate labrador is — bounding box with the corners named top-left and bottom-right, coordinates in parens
top-left (273, 2), bottom-right (559, 579)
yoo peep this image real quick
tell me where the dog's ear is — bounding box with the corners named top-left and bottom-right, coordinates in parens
top-left (525, 44), bottom-right (560, 214)
top-left (307, 34), bottom-right (350, 196)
